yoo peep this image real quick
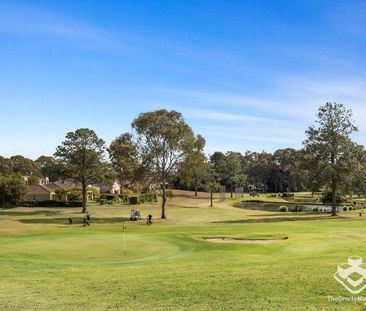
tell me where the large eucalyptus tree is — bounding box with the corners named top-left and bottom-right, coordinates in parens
top-left (132, 110), bottom-right (196, 219)
top-left (303, 103), bottom-right (358, 216)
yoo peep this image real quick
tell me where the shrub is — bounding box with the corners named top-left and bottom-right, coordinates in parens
top-left (101, 194), bottom-right (116, 201)
top-left (291, 204), bottom-right (304, 212)
top-left (343, 206), bottom-right (347, 211)
top-left (282, 192), bottom-right (294, 198)
top-left (68, 188), bottom-right (82, 201)
top-left (120, 188), bottom-right (134, 195)
top-left (139, 196), bottom-right (145, 204)
top-left (112, 196), bottom-right (122, 204)
top-left (349, 207), bottom-right (353, 211)
top-left (129, 196), bottom-right (140, 205)
top-left (153, 192), bottom-right (158, 202)
top-left (118, 194), bottom-right (128, 202)
top-left (167, 189), bottom-right (174, 199)
top-left (321, 191), bottom-right (344, 205)
top-left (312, 207), bottom-right (319, 212)
top-left (279, 206), bottom-right (288, 212)
top-left (0, 174), bottom-right (27, 208)
top-left (55, 188), bottom-right (68, 201)
top-left (143, 194), bottom-right (155, 202)
top-left (99, 199), bottom-right (107, 205)
top-left (106, 200), bottom-right (113, 205)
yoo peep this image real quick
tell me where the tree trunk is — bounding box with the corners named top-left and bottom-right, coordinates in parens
top-left (161, 180), bottom-right (167, 219)
top-left (82, 182), bottom-right (87, 213)
top-left (230, 183), bottom-right (233, 198)
top-left (210, 192), bottom-right (213, 207)
top-left (331, 177), bottom-right (337, 216)
top-left (194, 178), bottom-right (198, 196)
top-left (330, 152), bottom-right (337, 216)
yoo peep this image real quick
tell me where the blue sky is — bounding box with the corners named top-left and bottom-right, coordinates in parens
top-left (1, 0), bottom-right (366, 159)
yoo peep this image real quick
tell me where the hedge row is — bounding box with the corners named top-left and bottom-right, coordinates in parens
top-left (21, 200), bottom-right (83, 207)
top-left (129, 193), bottom-right (158, 205)
top-left (99, 193), bottom-right (158, 205)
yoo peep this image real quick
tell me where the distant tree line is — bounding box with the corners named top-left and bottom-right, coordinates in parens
top-left (175, 148), bottom-right (310, 195)
top-left (1, 103), bottom-right (364, 217)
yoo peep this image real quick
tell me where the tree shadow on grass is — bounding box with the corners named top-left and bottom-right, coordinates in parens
top-left (18, 217), bottom-right (130, 225)
top-left (244, 212), bottom-right (330, 217)
top-left (0, 210), bottom-right (63, 217)
top-left (212, 215), bottom-right (348, 224)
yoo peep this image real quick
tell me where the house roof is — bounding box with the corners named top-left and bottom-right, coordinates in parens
top-left (26, 184), bottom-right (54, 195)
top-left (44, 182), bottom-right (72, 191)
top-left (54, 181), bottom-right (73, 190)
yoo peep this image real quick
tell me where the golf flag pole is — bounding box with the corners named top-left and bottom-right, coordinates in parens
top-left (122, 224), bottom-right (127, 256)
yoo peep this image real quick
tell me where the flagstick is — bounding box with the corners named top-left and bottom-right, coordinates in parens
top-left (122, 224), bottom-right (127, 256)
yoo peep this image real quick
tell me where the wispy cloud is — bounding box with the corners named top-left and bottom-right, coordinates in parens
top-left (0, 4), bottom-right (133, 53)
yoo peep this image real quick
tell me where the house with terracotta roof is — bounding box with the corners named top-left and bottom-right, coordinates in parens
top-left (24, 180), bottom-right (73, 201)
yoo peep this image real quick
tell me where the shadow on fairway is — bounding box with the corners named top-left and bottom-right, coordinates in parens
top-left (244, 213), bottom-right (330, 217)
top-left (0, 210), bottom-right (62, 217)
top-left (213, 215), bottom-right (347, 224)
top-left (17, 217), bottom-right (130, 224)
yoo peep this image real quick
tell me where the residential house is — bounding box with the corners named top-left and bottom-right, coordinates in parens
top-left (24, 178), bottom-right (73, 201)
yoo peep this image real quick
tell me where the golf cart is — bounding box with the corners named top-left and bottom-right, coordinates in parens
top-left (130, 209), bottom-right (141, 221)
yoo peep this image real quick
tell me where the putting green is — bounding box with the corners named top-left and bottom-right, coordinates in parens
top-left (0, 232), bottom-right (184, 265)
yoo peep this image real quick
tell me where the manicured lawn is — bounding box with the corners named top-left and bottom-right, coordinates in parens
top-left (1, 191), bottom-right (366, 310)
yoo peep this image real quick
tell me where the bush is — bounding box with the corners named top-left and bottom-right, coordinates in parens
top-left (112, 196), bottom-right (122, 204)
top-left (349, 207), bottom-right (353, 211)
top-left (129, 196), bottom-right (140, 205)
top-left (279, 206), bottom-right (288, 212)
top-left (321, 191), bottom-right (344, 205)
top-left (142, 194), bottom-right (154, 202)
top-left (99, 199), bottom-right (107, 205)
top-left (68, 189), bottom-right (82, 201)
top-left (120, 188), bottom-right (134, 195)
top-left (101, 194), bottom-right (116, 201)
top-left (166, 189), bottom-right (174, 199)
top-left (312, 207), bottom-right (319, 212)
top-left (282, 192), bottom-right (294, 198)
top-left (343, 206), bottom-right (347, 211)
top-left (291, 204), bottom-right (304, 212)
top-left (0, 174), bottom-right (27, 208)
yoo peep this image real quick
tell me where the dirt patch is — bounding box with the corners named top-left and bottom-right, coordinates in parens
top-left (203, 237), bottom-right (288, 244)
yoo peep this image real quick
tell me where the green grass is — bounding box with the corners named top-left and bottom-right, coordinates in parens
top-left (2, 191), bottom-right (366, 310)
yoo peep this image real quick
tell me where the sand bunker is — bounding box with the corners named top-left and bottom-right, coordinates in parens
top-left (203, 237), bottom-right (288, 244)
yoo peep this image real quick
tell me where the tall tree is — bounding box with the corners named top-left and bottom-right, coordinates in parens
top-left (0, 156), bottom-right (14, 175)
top-left (178, 134), bottom-right (206, 196)
top-left (274, 148), bottom-right (309, 192)
top-left (10, 155), bottom-right (40, 176)
top-left (350, 145), bottom-right (366, 197)
top-left (0, 174), bottom-right (27, 208)
top-left (35, 155), bottom-right (64, 181)
top-left (108, 133), bottom-right (139, 188)
top-left (54, 128), bottom-right (106, 213)
top-left (132, 109), bottom-right (196, 219)
top-left (220, 152), bottom-right (242, 198)
top-left (303, 103), bottom-right (358, 216)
